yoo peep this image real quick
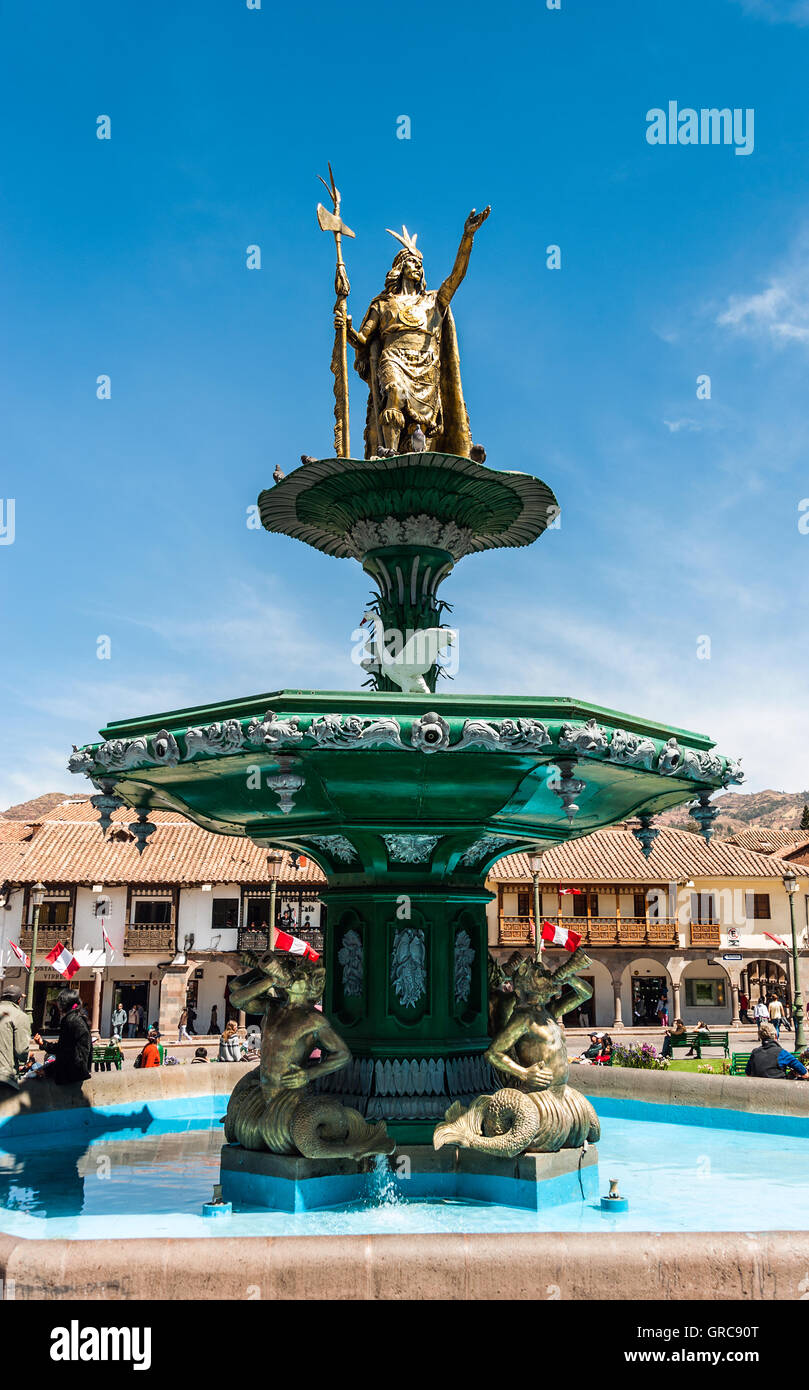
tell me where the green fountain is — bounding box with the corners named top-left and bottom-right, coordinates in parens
top-left (68, 183), bottom-right (741, 1145)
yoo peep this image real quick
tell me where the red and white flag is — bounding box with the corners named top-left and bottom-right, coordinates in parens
top-left (45, 940), bottom-right (80, 980)
top-left (9, 940), bottom-right (30, 969)
top-left (274, 929), bottom-right (320, 961)
top-left (541, 920), bottom-right (582, 952)
top-left (558, 887), bottom-right (583, 896)
top-left (764, 932), bottom-right (788, 949)
top-left (100, 919), bottom-right (114, 955)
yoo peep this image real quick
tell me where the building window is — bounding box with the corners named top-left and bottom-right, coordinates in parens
top-left (690, 892), bottom-right (717, 924)
top-left (132, 899), bottom-right (171, 925)
top-left (573, 892), bottom-right (598, 918)
top-left (212, 898), bottom-right (239, 931)
top-left (685, 978), bottom-right (726, 1008)
top-left (745, 893), bottom-right (771, 920)
top-left (517, 891), bottom-right (530, 918)
top-left (39, 900), bottom-right (70, 927)
top-left (633, 892), bottom-right (647, 919)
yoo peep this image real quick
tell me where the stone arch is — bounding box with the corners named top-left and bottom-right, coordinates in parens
top-left (621, 956), bottom-right (673, 1028)
top-left (679, 957), bottom-right (733, 1026)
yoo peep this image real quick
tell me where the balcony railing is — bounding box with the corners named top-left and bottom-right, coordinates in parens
top-left (239, 928), bottom-right (270, 952)
top-left (498, 916), bottom-right (680, 948)
top-left (689, 921), bottom-right (721, 947)
top-left (20, 925), bottom-right (73, 951)
top-left (124, 924), bottom-right (176, 953)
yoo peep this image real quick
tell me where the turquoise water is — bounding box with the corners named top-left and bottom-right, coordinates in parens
top-left (1, 1096), bottom-right (807, 1239)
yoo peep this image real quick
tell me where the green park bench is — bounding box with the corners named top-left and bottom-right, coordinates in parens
top-left (92, 1043), bottom-right (123, 1072)
top-left (729, 1051), bottom-right (753, 1076)
top-left (670, 1030), bottom-right (730, 1060)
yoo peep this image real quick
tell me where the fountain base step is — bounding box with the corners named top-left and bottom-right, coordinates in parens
top-left (219, 1142), bottom-right (598, 1212)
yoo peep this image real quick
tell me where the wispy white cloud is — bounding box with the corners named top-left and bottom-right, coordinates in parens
top-left (663, 418), bottom-right (703, 433)
top-left (717, 235), bottom-right (809, 346)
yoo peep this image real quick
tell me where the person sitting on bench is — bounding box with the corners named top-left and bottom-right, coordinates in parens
top-left (684, 1021), bottom-right (712, 1058)
top-left (661, 1018), bottom-right (687, 1058)
top-left (746, 1023), bottom-right (807, 1080)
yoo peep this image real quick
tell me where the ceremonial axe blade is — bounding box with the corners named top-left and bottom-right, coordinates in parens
top-left (316, 202), bottom-right (355, 238)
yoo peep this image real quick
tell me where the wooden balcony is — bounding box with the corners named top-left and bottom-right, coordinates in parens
top-left (239, 928), bottom-right (270, 953)
top-left (689, 921), bottom-right (721, 948)
top-left (20, 925), bottom-right (73, 952)
top-left (124, 924), bottom-right (176, 953)
top-left (498, 916), bottom-right (680, 949)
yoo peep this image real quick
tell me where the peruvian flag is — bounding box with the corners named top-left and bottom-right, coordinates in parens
top-left (764, 932), bottom-right (788, 949)
top-left (274, 929), bottom-right (320, 961)
top-left (45, 940), bottom-right (80, 979)
top-left (541, 920), bottom-right (582, 952)
top-left (100, 920), bottom-right (114, 955)
top-left (558, 887), bottom-right (583, 895)
top-left (9, 941), bottom-right (30, 969)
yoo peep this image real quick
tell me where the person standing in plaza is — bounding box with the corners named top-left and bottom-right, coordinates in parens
top-left (0, 984), bottom-right (32, 1095)
top-left (754, 997), bottom-right (770, 1027)
top-left (208, 1005), bottom-right (220, 1035)
top-left (186, 1003), bottom-right (197, 1036)
top-left (127, 1004), bottom-right (138, 1038)
top-left (178, 1008), bottom-right (190, 1042)
top-left (738, 989), bottom-right (749, 1024)
top-left (768, 995), bottom-right (784, 1038)
top-left (111, 1002), bottom-right (127, 1041)
top-left (655, 994), bottom-right (669, 1027)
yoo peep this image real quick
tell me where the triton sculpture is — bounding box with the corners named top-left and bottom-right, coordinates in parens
top-left (434, 949), bottom-right (600, 1157)
top-left (224, 950), bottom-right (394, 1159)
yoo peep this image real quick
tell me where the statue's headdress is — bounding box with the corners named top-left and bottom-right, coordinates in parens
top-left (386, 225), bottom-right (423, 261)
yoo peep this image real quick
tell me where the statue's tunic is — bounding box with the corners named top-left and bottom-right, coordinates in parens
top-left (375, 289), bottom-right (445, 430)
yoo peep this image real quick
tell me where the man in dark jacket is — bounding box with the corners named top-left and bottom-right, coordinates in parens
top-left (746, 1022), bottom-right (807, 1080)
top-left (33, 989), bottom-right (91, 1084)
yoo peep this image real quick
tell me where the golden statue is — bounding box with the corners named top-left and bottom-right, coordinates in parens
top-left (224, 951), bottom-right (394, 1159)
top-left (342, 208), bottom-right (490, 458)
top-left (434, 949), bottom-right (601, 1158)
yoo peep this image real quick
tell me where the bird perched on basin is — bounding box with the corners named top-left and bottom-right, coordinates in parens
top-left (359, 613), bottom-right (457, 694)
top-left (410, 425), bottom-right (426, 453)
top-left (273, 464), bottom-right (285, 483)
top-left (470, 443), bottom-right (487, 463)
top-left (300, 455), bottom-right (318, 466)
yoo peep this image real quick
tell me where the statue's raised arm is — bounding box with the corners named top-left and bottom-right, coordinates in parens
top-left (437, 206), bottom-right (491, 310)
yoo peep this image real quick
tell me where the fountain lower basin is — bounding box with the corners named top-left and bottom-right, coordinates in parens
top-left (218, 1142), bottom-right (598, 1212)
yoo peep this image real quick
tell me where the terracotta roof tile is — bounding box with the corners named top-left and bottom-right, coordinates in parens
top-left (0, 801), bottom-right (326, 887)
top-left (489, 825), bottom-right (809, 885)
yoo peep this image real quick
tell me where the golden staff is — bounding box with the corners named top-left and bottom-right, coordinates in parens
top-left (316, 164), bottom-right (355, 458)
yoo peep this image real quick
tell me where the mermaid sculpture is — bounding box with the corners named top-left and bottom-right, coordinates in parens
top-left (224, 950), bottom-right (394, 1159)
top-left (434, 947), bottom-right (600, 1157)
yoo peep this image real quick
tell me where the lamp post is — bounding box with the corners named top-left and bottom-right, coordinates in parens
top-left (25, 882), bottom-right (46, 1018)
top-left (783, 869), bottom-right (806, 1051)
top-left (268, 850), bottom-right (284, 948)
top-left (529, 853), bottom-right (545, 961)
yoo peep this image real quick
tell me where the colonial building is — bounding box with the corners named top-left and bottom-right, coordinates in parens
top-left (2, 800), bottom-right (807, 1038)
top-left (0, 799), bottom-right (323, 1037)
top-left (486, 825), bottom-right (809, 1029)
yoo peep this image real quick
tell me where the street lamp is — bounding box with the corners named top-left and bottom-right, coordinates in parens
top-left (268, 850), bottom-right (284, 947)
top-left (783, 869), bottom-right (806, 1051)
top-left (529, 852), bottom-right (546, 960)
top-left (25, 882), bottom-right (46, 1018)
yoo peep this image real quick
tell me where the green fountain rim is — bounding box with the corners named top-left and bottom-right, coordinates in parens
top-left (257, 452), bottom-right (559, 561)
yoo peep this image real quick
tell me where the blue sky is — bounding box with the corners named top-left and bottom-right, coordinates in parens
top-left (1, 0), bottom-right (809, 807)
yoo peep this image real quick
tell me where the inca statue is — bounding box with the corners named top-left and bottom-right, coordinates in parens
top-left (434, 948), bottom-right (600, 1158)
top-left (225, 951), bottom-right (394, 1159)
top-left (344, 208), bottom-right (490, 457)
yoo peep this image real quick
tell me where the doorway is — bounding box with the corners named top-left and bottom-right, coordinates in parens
top-left (631, 975), bottom-right (667, 1026)
top-left (114, 981), bottom-right (150, 1037)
